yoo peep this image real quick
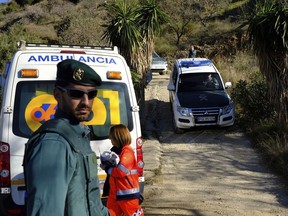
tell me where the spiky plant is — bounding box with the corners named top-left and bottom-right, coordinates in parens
top-left (247, 0), bottom-right (288, 130)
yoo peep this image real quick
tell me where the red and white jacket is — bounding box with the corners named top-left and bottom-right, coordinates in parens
top-left (107, 145), bottom-right (140, 200)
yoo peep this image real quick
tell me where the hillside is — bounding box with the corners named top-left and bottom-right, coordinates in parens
top-left (0, 0), bottom-right (253, 73)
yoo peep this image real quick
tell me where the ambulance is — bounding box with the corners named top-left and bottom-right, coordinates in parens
top-left (0, 40), bottom-right (144, 216)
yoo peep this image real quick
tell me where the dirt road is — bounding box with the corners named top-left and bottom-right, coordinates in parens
top-left (141, 73), bottom-right (288, 216)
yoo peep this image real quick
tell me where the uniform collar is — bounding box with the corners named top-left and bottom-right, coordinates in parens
top-left (54, 109), bottom-right (79, 125)
top-left (54, 109), bottom-right (91, 137)
top-left (54, 109), bottom-right (94, 124)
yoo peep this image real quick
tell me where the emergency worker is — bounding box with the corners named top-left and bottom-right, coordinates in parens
top-left (101, 124), bottom-right (144, 216)
top-left (24, 59), bottom-right (109, 216)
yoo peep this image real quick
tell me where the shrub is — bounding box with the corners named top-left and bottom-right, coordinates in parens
top-left (231, 71), bottom-right (276, 129)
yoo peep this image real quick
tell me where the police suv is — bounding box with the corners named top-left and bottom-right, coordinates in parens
top-left (167, 58), bottom-right (235, 133)
top-left (0, 41), bottom-right (144, 215)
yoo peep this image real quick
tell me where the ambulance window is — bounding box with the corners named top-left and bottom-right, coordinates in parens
top-left (13, 81), bottom-right (133, 139)
top-left (13, 81), bottom-right (55, 137)
top-left (89, 82), bottom-right (133, 140)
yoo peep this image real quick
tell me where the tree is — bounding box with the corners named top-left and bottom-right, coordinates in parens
top-left (135, 0), bottom-right (168, 77)
top-left (246, 0), bottom-right (288, 129)
top-left (101, 0), bottom-right (142, 69)
top-left (101, 0), bottom-right (168, 107)
top-left (159, 0), bottom-right (200, 46)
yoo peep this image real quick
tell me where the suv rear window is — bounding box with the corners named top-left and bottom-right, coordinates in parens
top-left (13, 81), bottom-right (133, 139)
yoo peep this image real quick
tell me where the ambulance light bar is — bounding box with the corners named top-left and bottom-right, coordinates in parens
top-left (20, 69), bottom-right (39, 78)
top-left (107, 71), bottom-right (122, 80)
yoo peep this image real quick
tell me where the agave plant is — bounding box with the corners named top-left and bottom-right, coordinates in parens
top-left (100, 0), bottom-right (168, 105)
top-left (247, 0), bottom-right (288, 129)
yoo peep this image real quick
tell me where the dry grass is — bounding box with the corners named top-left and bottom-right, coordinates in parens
top-left (206, 19), bottom-right (237, 35)
top-left (251, 127), bottom-right (288, 176)
top-left (25, 23), bottom-right (58, 40)
top-left (215, 51), bottom-right (259, 84)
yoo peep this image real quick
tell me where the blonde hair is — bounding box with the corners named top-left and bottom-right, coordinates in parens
top-left (109, 124), bottom-right (131, 147)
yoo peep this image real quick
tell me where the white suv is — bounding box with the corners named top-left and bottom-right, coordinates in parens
top-left (150, 51), bottom-right (168, 75)
top-left (167, 58), bottom-right (235, 133)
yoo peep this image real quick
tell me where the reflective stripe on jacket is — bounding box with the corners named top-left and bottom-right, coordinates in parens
top-left (108, 145), bottom-right (140, 200)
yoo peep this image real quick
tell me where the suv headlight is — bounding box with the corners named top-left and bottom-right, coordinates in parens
top-left (177, 106), bottom-right (191, 117)
top-left (221, 103), bottom-right (234, 115)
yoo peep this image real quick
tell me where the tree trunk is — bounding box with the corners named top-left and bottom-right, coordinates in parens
top-left (259, 53), bottom-right (288, 131)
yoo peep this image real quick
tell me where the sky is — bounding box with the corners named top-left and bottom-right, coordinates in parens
top-left (0, 0), bottom-right (10, 3)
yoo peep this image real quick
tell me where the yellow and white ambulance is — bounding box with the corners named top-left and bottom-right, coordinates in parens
top-left (0, 41), bottom-right (144, 216)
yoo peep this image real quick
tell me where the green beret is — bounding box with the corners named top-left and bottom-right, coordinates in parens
top-left (56, 59), bottom-right (102, 86)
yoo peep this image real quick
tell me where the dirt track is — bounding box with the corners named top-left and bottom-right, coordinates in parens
top-left (141, 73), bottom-right (288, 216)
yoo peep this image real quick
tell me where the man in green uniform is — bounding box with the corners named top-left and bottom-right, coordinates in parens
top-left (24, 59), bottom-right (110, 216)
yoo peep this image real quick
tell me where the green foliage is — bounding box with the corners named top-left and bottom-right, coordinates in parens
top-left (245, 0), bottom-right (288, 128)
top-left (231, 71), bottom-right (276, 128)
top-left (247, 0), bottom-right (288, 52)
top-left (56, 15), bottom-right (103, 45)
top-left (0, 26), bottom-right (24, 70)
top-left (0, 24), bottom-right (43, 72)
top-left (159, 0), bottom-right (201, 46)
top-left (130, 69), bottom-right (141, 84)
top-left (101, 0), bottom-right (142, 60)
top-left (226, 0), bottom-right (249, 11)
top-left (136, 0), bottom-right (169, 37)
top-left (2, 1), bottom-right (21, 14)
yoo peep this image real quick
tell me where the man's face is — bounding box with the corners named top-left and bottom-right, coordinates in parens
top-left (54, 83), bottom-right (97, 122)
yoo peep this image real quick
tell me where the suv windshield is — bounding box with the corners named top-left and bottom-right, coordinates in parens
top-left (13, 81), bottom-right (133, 140)
top-left (177, 73), bottom-right (223, 92)
top-left (152, 51), bottom-right (166, 64)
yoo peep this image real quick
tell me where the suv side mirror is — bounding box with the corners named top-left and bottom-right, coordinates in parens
top-left (225, 82), bottom-right (232, 89)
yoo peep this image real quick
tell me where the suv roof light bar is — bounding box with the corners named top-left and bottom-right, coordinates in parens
top-left (180, 59), bottom-right (212, 68)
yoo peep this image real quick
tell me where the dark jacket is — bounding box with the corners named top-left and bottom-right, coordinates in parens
top-left (102, 146), bottom-right (122, 197)
top-left (189, 48), bottom-right (197, 58)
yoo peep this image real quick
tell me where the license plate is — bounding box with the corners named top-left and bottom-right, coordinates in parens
top-left (197, 116), bottom-right (215, 122)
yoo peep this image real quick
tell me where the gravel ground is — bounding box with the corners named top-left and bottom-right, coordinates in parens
top-left (141, 73), bottom-right (288, 216)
